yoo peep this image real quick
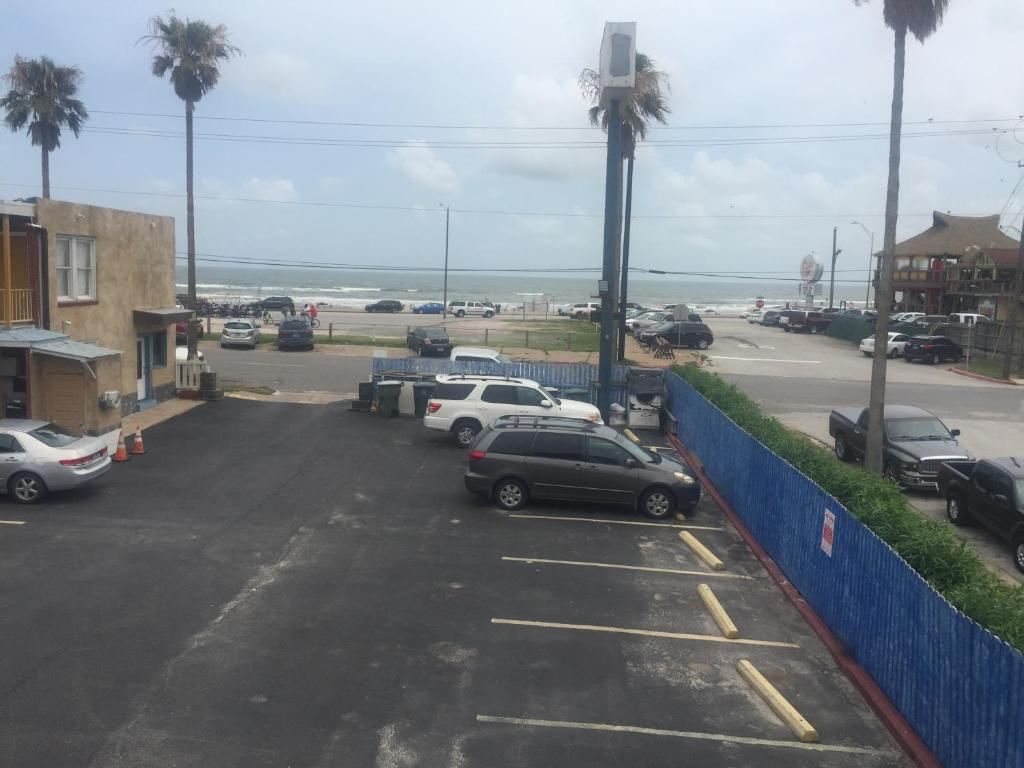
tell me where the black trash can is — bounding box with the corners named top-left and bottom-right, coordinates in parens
top-left (376, 380), bottom-right (403, 417)
top-left (412, 381), bottom-right (437, 418)
top-left (4, 400), bottom-right (26, 418)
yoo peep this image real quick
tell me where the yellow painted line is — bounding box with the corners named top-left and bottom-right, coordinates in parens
top-left (491, 618), bottom-right (798, 648)
top-left (698, 583), bottom-right (740, 638)
top-left (679, 530), bottom-right (726, 570)
top-left (475, 715), bottom-right (893, 756)
top-left (737, 660), bottom-right (819, 743)
top-left (0, 520), bottom-right (26, 525)
top-left (509, 514), bottom-right (723, 532)
top-left (502, 556), bottom-right (751, 580)
top-left (623, 428), bottom-right (640, 443)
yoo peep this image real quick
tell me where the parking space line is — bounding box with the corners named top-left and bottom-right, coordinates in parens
top-left (502, 556), bottom-right (751, 579)
top-left (709, 356), bottom-right (821, 364)
top-left (475, 715), bottom-right (894, 756)
top-left (508, 514), bottom-right (723, 531)
top-left (698, 583), bottom-right (740, 638)
top-left (679, 531), bottom-right (726, 570)
top-left (491, 618), bottom-right (799, 648)
top-left (738, 660), bottom-right (819, 743)
top-left (0, 520), bottom-right (26, 525)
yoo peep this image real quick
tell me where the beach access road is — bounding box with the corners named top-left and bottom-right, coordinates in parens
top-left (0, 401), bottom-right (909, 767)
top-left (707, 318), bottom-right (1024, 585)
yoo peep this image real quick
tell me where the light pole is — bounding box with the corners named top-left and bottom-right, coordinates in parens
top-left (440, 204), bottom-right (450, 313)
top-left (828, 227), bottom-right (842, 310)
top-left (852, 220), bottom-right (876, 308)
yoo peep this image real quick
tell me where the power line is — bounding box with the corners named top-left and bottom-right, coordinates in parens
top-left (89, 107), bottom-right (1023, 132)
top-left (0, 182), bottom-right (948, 220)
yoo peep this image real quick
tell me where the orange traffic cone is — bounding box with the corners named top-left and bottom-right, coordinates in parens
top-left (112, 430), bottom-right (130, 462)
top-left (130, 427), bottom-right (146, 456)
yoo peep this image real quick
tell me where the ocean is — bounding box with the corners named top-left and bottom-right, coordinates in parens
top-left (176, 266), bottom-right (872, 314)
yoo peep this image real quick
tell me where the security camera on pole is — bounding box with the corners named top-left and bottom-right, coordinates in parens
top-left (595, 21), bottom-right (636, 422)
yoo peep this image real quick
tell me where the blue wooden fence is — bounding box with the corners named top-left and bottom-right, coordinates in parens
top-left (665, 371), bottom-right (1023, 768)
top-left (371, 357), bottom-right (631, 406)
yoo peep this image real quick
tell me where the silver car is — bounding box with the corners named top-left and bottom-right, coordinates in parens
top-left (0, 420), bottom-right (111, 503)
top-left (220, 319), bottom-right (261, 349)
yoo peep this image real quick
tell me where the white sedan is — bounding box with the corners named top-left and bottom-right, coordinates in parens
top-left (860, 332), bottom-right (911, 358)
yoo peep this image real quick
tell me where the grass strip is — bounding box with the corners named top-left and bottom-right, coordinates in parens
top-left (672, 362), bottom-right (1024, 652)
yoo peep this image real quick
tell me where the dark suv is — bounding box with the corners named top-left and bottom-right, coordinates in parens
top-left (260, 296), bottom-right (295, 313)
top-left (637, 321), bottom-right (714, 350)
top-left (464, 417), bottom-right (701, 519)
top-left (277, 317), bottom-right (314, 350)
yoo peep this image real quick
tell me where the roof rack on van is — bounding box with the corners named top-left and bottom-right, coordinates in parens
top-left (492, 415), bottom-right (599, 430)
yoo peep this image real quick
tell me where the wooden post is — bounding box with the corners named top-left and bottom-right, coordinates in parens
top-left (205, 316), bottom-right (211, 335)
top-left (525, 331), bottom-right (530, 348)
top-left (329, 322), bottom-right (334, 340)
top-left (567, 333), bottom-right (572, 351)
top-left (484, 328), bottom-right (489, 344)
top-left (1, 215), bottom-right (10, 328)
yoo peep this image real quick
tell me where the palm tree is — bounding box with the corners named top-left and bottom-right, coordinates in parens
top-left (142, 14), bottom-right (240, 360)
top-left (855, 0), bottom-right (949, 475)
top-left (580, 54), bottom-right (671, 360)
top-left (1, 56), bottom-right (88, 199)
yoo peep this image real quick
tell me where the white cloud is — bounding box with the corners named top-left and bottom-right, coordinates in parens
top-left (240, 177), bottom-right (298, 202)
top-left (222, 50), bottom-right (330, 105)
top-left (387, 142), bottom-right (459, 193)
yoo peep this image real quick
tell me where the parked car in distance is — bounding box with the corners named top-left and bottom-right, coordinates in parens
top-left (0, 420), bottom-right (111, 503)
top-left (778, 309), bottom-right (805, 331)
top-left (860, 332), bottom-right (911, 358)
top-left (938, 458), bottom-right (1024, 572)
top-left (407, 326), bottom-right (451, 356)
top-left (632, 311), bottom-right (671, 334)
top-left (829, 405), bottom-right (970, 488)
top-left (412, 302), bottom-right (444, 314)
top-left (220, 319), bottom-right (261, 350)
top-left (450, 346), bottom-right (511, 364)
top-left (759, 310), bottom-right (783, 327)
top-left (903, 335), bottom-right (963, 364)
top-left (789, 310), bottom-right (832, 334)
top-left (638, 321), bottom-right (714, 350)
top-left (260, 296), bottom-right (295, 313)
top-left (555, 303), bottom-right (573, 316)
top-left (891, 312), bottom-right (925, 323)
top-left (744, 308), bottom-right (764, 323)
top-left (948, 312), bottom-right (990, 326)
top-left (911, 314), bottom-right (950, 328)
top-left (175, 347), bottom-right (205, 362)
top-left (569, 302), bottom-right (601, 320)
top-left (626, 310), bottom-right (657, 330)
top-left (175, 312), bottom-right (190, 344)
top-left (424, 374), bottom-right (602, 447)
top-left (277, 317), bottom-right (315, 350)
top-left (447, 300), bottom-right (494, 318)
top-left (465, 416), bottom-right (700, 518)
top-left (365, 299), bottom-right (404, 313)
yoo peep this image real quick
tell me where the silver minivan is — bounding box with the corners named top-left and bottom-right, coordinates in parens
top-left (220, 319), bottom-right (261, 349)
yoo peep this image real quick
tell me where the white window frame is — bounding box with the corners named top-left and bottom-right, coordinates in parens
top-left (55, 235), bottom-right (97, 302)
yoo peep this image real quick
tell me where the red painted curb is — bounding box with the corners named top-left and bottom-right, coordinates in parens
top-left (949, 366), bottom-right (1016, 385)
top-left (668, 432), bottom-right (941, 768)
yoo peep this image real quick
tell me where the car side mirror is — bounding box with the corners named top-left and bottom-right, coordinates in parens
top-left (624, 458), bottom-right (640, 468)
top-left (950, 429), bottom-right (960, 437)
top-left (540, 400), bottom-right (553, 408)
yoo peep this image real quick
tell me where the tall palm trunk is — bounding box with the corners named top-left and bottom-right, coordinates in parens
top-left (41, 145), bottom-right (50, 199)
top-left (618, 154), bottom-right (635, 361)
top-left (865, 25), bottom-right (906, 474)
top-left (1001, 235), bottom-right (1024, 379)
top-left (185, 99), bottom-right (198, 360)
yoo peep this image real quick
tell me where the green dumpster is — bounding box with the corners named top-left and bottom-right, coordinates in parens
top-left (413, 381), bottom-right (436, 418)
top-left (377, 380), bottom-right (404, 417)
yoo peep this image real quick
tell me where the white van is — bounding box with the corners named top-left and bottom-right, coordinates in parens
top-left (949, 313), bottom-right (989, 326)
top-left (448, 301), bottom-right (494, 318)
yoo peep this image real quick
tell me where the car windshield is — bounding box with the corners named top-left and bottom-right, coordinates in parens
top-left (225, 322), bottom-right (251, 330)
top-left (30, 423), bottom-right (82, 447)
top-left (1015, 480), bottom-right (1024, 509)
top-left (422, 327), bottom-right (447, 337)
top-left (618, 435), bottom-right (663, 464)
top-left (886, 417), bottom-right (952, 441)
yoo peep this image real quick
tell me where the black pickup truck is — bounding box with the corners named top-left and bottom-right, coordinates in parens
top-left (828, 405), bottom-right (971, 488)
top-left (938, 458), bottom-right (1024, 573)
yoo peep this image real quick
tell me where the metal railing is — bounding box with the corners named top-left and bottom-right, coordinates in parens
top-left (0, 288), bottom-right (35, 324)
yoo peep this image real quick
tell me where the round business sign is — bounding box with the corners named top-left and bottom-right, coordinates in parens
top-left (755, 297), bottom-right (765, 309)
top-left (800, 254), bottom-right (824, 283)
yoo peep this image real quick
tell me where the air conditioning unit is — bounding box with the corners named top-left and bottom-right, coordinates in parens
top-left (99, 390), bottom-right (121, 409)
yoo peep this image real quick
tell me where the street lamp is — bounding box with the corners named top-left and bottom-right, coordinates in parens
top-left (852, 220), bottom-right (876, 308)
top-left (440, 204), bottom-right (450, 314)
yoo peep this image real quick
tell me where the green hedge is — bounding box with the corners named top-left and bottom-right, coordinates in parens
top-left (673, 363), bottom-right (1024, 652)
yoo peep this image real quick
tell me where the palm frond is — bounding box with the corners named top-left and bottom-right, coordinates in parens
top-left (144, 13), bottom-right (241, 104)
top-left (857, 0), bottom-right (950, 42)
top-left (2, 54), bottom-right (87, 150)
top-left (579, 51), bottom-right (670, 147)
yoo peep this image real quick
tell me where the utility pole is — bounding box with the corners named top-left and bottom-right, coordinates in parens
top-left (441, 205), bottom-right (450, 314)
top-left (617, 137), bottom-right (635, 362)
top-left (598, 98), bottom-right (624, 421)
top-left (1001, 230), bottom-right (1024, 380)
top-left (828, 226), bottom-right (842, 309)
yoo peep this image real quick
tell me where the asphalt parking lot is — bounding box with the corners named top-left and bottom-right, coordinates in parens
top-left (0, 400), bottom-right (908, 767)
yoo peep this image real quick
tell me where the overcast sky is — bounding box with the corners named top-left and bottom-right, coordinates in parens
top-left (3, 0), bottom-right (1024, 282)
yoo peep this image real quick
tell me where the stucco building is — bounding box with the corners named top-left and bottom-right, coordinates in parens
top-left (0, 198), bottom-right (187, 437)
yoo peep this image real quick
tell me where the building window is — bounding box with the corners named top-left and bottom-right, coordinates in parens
top-left (56, 236), bottom-right (96, 301)
top-left (152, 331), bottom-right (167, 368)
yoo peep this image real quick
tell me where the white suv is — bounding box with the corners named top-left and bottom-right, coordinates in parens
top-left (448, 301), bottom-right (494, 318)
top-left (570, 302), bottom-right (601, 319)
top-left (424, 374), bottom-right (603, 446)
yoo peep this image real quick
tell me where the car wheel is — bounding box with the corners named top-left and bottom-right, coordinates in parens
top-left (484, 311), bottom-right (494, 318)
top-left (888, 348), bottom-right (898, 359)
top-left (9, 472), bottom-right (47, 504)
top-left (456, 310), bottom-right (465, 318)
top-left (493, 478), bottom-right (528, 511)
top-left (946, 494), bottom-right (971, 526)
top-left (452, 419), bottom-right (481, 448)
top-left (1014, 539), bottom-right (1024, 574)
top-left (810, 326), bottom-right (818, 334)
top-left (863, 351), bottom-right (871, 357)
top-left (931, 353), bottom-right (940, 365)
top-left (221, 342), bottom-right (227, 349)
top-left (834, 436), bottom-right (851, 462)
top-left (884, 463), bottom-right (903, 488)
top-left (640, 487), bottom-right (676, 520)
top-left (697, 338), bottom-right (710, 350)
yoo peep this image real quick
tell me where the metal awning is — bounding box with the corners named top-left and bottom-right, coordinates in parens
top-left (31, 339), bottom-right (121, 362)
top-left (134, 307), bottom-right (192, 324)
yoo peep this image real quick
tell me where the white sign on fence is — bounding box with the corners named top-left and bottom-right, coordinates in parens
top-left (821, 508), bottom-right (836, 557)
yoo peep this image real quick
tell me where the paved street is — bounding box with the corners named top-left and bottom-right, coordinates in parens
top-left (202, 341), bottom-right (373, 396)
top-left (0, 401), bottom-right (907, 767)
top-left (706, 318), bottom-right (1024, 584)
